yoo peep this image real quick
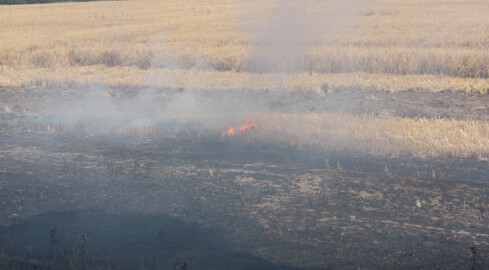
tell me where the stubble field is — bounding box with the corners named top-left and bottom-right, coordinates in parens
top-left (1, 0), bottom-right (488, 269)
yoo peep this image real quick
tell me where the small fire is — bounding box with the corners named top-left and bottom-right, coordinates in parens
top-left (222, 119), bottom-right (258, 137)
top-left (224, 126), bottom-right (237, 136)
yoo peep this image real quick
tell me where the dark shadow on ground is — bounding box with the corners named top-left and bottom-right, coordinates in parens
top-left (0, 210), bottom-right (310, 270)
top-left (0, 132), bottom-right (488, 269)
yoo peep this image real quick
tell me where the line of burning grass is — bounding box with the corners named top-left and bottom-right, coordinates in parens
top-left (3, 113), bottom-right (489, 160)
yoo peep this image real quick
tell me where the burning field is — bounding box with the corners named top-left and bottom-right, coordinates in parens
top-left (1, 87), bottom-right (488, 269)
top-left (1, 0), bottom-right (489, 269)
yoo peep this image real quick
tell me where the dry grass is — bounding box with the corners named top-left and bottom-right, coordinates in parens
top-left (1, 0), bottom-right (489, 160)
top-left (257, 112), bottom-right (489, 159)
top-left (3, 112), bottom-right (489, 160)
top-left (1, 0), bottom-right (489, 92)
top-left (2, 66), bottom-right (489, 94)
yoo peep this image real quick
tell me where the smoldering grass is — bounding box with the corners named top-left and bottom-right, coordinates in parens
top-left (0, 117), bottom-right (223, 143)
top-left (4, 110), bottom-right (489, 160)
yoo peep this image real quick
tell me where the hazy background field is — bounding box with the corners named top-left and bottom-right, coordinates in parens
top-left (1, 0), bottom-right (489, 159)
top-left (1, 0), bottom-right (489, 91)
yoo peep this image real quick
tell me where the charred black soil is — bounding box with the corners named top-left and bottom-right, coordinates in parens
top-left (0, 130), bottom-right (488, 269)
top-left (2, 86), bottom-right (489, 121)
top-left (0, 86), bottom-right (488, 269)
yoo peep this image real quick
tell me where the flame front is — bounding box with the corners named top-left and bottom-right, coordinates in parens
top-left (222, 119), bottom-right (258, 137)
top-left (225, 126), bottom-right (236, 136)
top-left (237, 119), bottom-right (258, 134)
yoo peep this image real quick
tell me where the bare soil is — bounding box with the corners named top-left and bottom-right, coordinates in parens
top-left (2, 86), bottom-right (489, 121)
top-left (0, 86), bottom-right (488, 269)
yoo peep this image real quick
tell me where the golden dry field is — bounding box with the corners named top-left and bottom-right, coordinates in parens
top-left (1, 0), bottom-right (489, 91)
top-left (1, 0), bottom-right (489, 159)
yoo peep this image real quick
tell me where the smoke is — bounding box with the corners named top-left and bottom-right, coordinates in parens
top-left (39, 84), bottom-right (267, 134)
top-left (30, 0), bottom-right (367, 134)
top-left (241, 0), bottom-right (367, 74)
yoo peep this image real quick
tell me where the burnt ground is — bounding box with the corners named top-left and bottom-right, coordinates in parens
top-left (0, 86), bottom-right (488, 269)
top-left (1, 86), bottom-right (489, 121)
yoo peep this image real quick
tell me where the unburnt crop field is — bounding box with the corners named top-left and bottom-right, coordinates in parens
top-left (1, 0), bottom-right (489, 269)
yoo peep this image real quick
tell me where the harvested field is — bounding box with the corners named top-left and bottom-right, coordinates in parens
top-left (0, 0), bottom-right (488, 269)
top-left (1, 0), bottom-right (489, 92)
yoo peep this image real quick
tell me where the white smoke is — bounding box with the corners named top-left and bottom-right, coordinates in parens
top-left (241, 0), bottom-right (367, 73)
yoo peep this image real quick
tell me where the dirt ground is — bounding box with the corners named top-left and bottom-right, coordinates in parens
top-left (0, 87), bottom-right (488, 269)
top-left (2, 86), bottom-right (489, 121)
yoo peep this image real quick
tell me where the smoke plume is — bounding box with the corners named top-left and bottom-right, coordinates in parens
top-left (242, 0), bottom-right (367, 73)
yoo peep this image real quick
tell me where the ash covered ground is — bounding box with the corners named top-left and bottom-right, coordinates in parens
top-left (0, 86), bottom-right (488, 269)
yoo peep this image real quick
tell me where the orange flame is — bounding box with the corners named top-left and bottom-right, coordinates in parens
top-left (222, 119), bottom-right (258, 137)
top-left (225, 126), bottom-right (236, 136)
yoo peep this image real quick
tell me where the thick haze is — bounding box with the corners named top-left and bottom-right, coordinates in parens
top-left (242, 0), bottom-right (366, 73)
top-left (38, 0), bottom-right (367, 131)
